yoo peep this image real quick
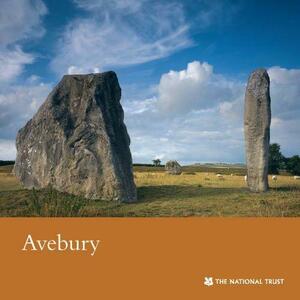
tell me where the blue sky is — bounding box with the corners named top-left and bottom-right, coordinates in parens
top-left (1, 0), bottom-right (300, 164)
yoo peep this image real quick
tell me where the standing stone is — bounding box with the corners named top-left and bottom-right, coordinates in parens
top-left (165, 160), bottom-right (182, 175)
top-left (244, 69), bottom-right (271, 192)
top-left (14, 71), bottom-right (137, 202)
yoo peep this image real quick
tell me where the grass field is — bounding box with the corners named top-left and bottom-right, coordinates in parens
top-left (0, 165), bottom-right (300, 217)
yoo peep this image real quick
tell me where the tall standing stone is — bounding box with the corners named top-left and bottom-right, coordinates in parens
top-left (14, 71), bottom-right (137, 202)
top-left (244, 69), bottom-right (271, 192)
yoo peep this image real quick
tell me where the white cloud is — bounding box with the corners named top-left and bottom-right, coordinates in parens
top-left (122, 61), bottom-right (245, 163)
top-left (0, 0), bottom-right (48, 159)
top-left (270, 118), bottom-right (300, 157)
top-left (51, 1), bottom-right (191, 74)
top-left (268, 66), bottom-right (300, 84)
top-left (266, 67), bottom-right (300, 156)
top-left (0, 0), bottom-right (47, 83)
top-left (157, 61), bottom-right (244, 115)
top-left (0, 0), bottom-right (47, 46)
top-left (1, 59), bottom-right (300, 163)
top-left (74, 0), bottom-right (143, 13)
top-left (0, 82), bottom-right (52, 141)
top-left (125, 105), bottom-right (245, 164)
top-left (123, 62), bottom-right (300, 164)
top-left (123, 97), bottom-right (157, 115)
top-left (0, 47), bottom-right (34, 82)
top-left (0, 139), bottom-right (16, 160)
top-left (268, 66), bottom-right (300, 120)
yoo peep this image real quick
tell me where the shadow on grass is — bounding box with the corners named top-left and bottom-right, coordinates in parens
top-left (1, 184), bottom-right (300, 217)
top-left (270, 186), bottom-right (300, 192)
top-left (0, 188), bottom-right (90, 217)
top-left (137, 185), bottom-right (248, 203)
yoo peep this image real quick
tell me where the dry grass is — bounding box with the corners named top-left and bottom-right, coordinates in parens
top-left (0, 174), bottom-right (22, 191)
top-left (0, 165), bottom-right (300, 217)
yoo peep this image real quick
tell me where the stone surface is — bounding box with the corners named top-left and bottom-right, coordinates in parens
top-left (14, 71), bottom-right (137, 202)
top-left (165, 160), bottom-right (182, 175)
top-left (244, 69), bottom-right (271, 192)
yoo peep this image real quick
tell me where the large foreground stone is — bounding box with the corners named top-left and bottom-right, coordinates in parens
top-left (244, 69), bottom-right (271, 192)
top-left (14, 72), bottom-right (137, 202)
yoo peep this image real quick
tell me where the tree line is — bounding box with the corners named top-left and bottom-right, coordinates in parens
top-left (269, 143), bottom-right (300, 175)
top-left (151, 144), bottom-right (300, 176)
top-left (0, 160), bottom-right (15, 166)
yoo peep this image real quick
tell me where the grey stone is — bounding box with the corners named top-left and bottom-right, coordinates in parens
top-left (244, 69), bottom-right (271, 192)
top-left (14, 71), bottom-right (137, 202)
top-left (165, 160), bottom-right (182, 175)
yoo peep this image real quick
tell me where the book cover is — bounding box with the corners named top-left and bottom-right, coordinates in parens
top-left (0, 1), bottom-right (299, 299)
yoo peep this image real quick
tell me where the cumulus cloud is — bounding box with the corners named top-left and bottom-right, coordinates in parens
top-left (1, 58), bottom-right (299, 163)
top-left (217, 66), bottom-right (300, 122)
top-left (125, 105), bottom-right (245, 164)
top-left (157, 61), bottom-right (244, 115)
top-left (51, 0), bottom-right (191, 74)
top-left (268, 66), bottom-right (300, 120)
top-left (266, 67), bottom-right (300, 156)
top-left (123, 62), bottom-right (300, 164)
top-left (122, 61), bottom-right (245, 163)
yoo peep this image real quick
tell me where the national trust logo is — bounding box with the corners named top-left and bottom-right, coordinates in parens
top-left (204, 277), bottom-right (214, 286)
top-left (203, 276), bottom-right (285, 287)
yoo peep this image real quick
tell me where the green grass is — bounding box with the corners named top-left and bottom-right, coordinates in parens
top-left (0, 165), bottom-right (300, 217)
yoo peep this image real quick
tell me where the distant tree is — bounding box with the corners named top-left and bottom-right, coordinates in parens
top-left (0, 160), bottom-right (15, 166)
top-left (285, 155), bottom-right (300, 175)
top-left (152, 159), bottom-right (161, 167)
top-left (268, 143), bottom-right (285, 174)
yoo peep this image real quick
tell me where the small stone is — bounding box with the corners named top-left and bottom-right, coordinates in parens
top-left (165, 160), bottom-right (182, 175)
